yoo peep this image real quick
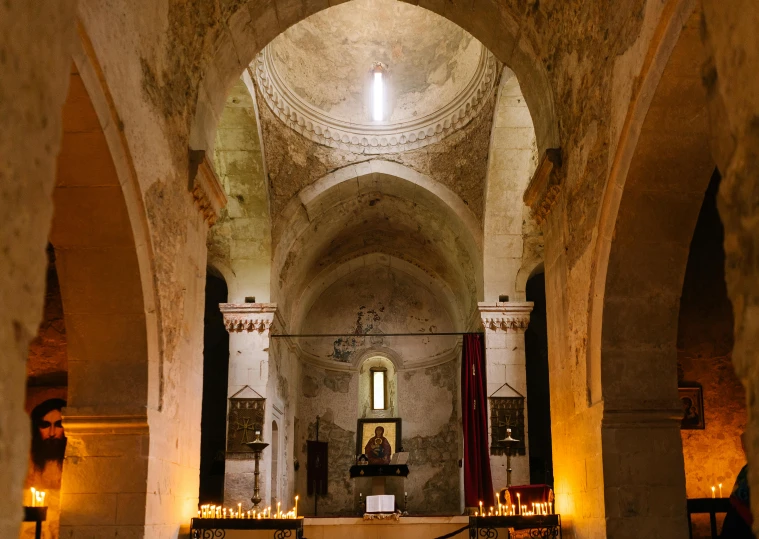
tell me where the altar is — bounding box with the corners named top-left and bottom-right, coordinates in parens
top-left (190, 515), bottom-right (563, 539)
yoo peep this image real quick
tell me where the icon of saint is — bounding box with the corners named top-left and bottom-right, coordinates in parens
top-left (364, 426), bottom-right (392, 465)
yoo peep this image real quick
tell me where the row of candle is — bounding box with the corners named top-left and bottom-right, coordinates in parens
top-left (711, 484), bottom-right (724, 498)
top-left (474, 493), bottom-right (553, 517)
top-left (29, 488), bottom-right (47, 508)
top-left (198, 497), bottom-right (299, 519)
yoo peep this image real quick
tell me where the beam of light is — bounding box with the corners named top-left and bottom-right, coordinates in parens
top-left (373, 71), bottom-right (384, 122)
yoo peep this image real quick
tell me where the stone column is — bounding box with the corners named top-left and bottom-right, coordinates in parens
top-left (479, 302), bottom-right (534, 489)
top-left (219, 303), bottom-right (277, 508)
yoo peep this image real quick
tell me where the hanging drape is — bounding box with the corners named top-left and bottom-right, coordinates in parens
top-left (462, 333), bottom-right (495, 508)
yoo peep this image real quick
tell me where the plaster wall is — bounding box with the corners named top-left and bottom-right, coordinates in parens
top-left (294, 264), bottom-right (461, 515)
top-left (298, 265), bottom-right (457, 366)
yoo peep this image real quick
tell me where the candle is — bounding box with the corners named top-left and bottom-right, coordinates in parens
top-left (719, 484), bottom-right (723, 498)
top-left (295, 495), bottom-right (299, 517)
top-left (517, 493), bottom-right (521, 515)
top-left (712, 486), bottom-right (716, 499)
top-left (511, 504), bottom-right (515, 516)
top-left (479, 501), bottom-right (483, 516)
top-left (277, 501), bottom-right (281, 518)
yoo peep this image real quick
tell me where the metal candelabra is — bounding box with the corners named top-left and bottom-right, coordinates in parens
top-left (500, 428), bottom-right (519, 487)
top-left (244, 431), bottom-right (269, 508)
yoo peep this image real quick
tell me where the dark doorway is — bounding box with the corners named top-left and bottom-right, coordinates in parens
top-left (199, 270), bottom-right (230, 503)
top-left (525, 273), bottom-right (553, 485)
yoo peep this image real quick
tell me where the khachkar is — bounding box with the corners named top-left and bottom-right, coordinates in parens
top-left (478, 302), bottom-right (534, 489)
top-left (219, 303), bottom-right (278, 509)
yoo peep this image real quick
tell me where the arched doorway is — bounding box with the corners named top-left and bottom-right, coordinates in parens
top-left (199, 270), bottom-right (230, 503)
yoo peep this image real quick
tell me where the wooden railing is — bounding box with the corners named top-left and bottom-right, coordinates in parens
top-left (687, 498), bottom-right (731, 539)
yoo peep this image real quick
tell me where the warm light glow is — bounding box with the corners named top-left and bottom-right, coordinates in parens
top-left (372, 71), bottom-right (384, 122)
top-left (372, 370), bottom-right (385, 409)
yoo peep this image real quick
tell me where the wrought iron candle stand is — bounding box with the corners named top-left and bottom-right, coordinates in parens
top-left (500, 428), bottom-right (519, 487)
top-left (244, 430), bottom-right (269, 508)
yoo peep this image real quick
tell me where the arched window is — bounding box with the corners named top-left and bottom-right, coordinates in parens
top-left (359, 355), bottom-right (397, 418)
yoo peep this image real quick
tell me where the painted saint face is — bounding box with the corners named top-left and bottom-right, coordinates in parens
top-left (39, 410), bottom-right (64, 440)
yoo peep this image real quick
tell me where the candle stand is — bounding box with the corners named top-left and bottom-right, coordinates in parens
top-left (469, 514), bottom-right (561, 539)
top-left (244, 431), bottom-right (269, 508)
top-left (500, 428), bottom-right (519, 487)
top-left (190, 517), bottom-right (304, 539)
top-left (23, 506), bottom-right (47, 539)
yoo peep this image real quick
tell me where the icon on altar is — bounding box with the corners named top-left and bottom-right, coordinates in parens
top-left (365, 426), bottom-right (392, 465)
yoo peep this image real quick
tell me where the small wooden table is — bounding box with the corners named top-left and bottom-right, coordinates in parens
top-left (686, 498), bottom-right (731, 539)
top-left (190, 517), bottom-right (304, 539)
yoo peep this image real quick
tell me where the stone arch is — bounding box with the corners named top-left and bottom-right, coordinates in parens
top-left (588, 0), bottom-right (707, 404)
top-left (190, 0), bottom-right (559, 160)
top-left (585, 3), bottom-right (715, 535)
top-left (273, 160), bottom-right (481, 254)
top-left (271, 160), bottom-right (483, 325)
top-left (208, 73), bottom-right (272, 303)
top-left (483, 66), bottom-right (540, 301)
top-left (54, 28), bottom-right (160, 535)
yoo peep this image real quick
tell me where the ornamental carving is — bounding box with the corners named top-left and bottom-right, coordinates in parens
top-left (252, 45), bottom-right (499, 155)
top-left (219, 303), bottom-right (277, 334)
top-left (188, 149), bottom-right (227, 227)
top-left (478, 302), bottom-right (534, 333)
top-left (524, 148), bottom-right (562, 225)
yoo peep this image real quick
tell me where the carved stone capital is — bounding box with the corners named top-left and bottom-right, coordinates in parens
top-left (523, 148), bottom-right (562, 225)
top-left (219, 303), bottom-right (277, 333)
top-left (478, 302), bottom-right (534, 332)
top-left (189, 149), bottom-right (227, 227)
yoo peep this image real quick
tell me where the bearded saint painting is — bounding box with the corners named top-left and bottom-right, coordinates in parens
top-left (28, 398), bottom-right (67, 489)
top-left (364, 426), bottom-right (392, 465)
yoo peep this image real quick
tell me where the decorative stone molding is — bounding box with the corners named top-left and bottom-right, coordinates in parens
top-left (252, 45), bottom-right (499, 154)
top-left (523, 148), bottom-right (562, 224)
top-left (219, 303), bottom-right (277, 333)
top-left (602, 407), bottom-right (683, 429)
top-left (63, 410), bottom-right (149, 435)
top-left (189, 149), bottom-right (227, 226)
top-left (478, 302), bottom-right (534, 333)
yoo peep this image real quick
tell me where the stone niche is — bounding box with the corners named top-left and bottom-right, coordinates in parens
top-left (293, 263), bottom-right (462, 515)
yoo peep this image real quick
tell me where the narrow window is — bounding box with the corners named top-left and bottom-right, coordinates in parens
top-left (372, 64), bottom-right (385, 122)
top-left (371, 368), bottom-right (387, 410)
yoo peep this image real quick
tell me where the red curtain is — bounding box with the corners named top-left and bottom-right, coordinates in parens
top-left (462, 333), bottom-right (495, 508)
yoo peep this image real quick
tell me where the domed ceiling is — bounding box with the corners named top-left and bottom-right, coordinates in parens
top-left (254, 0), bottom-right (498, 154)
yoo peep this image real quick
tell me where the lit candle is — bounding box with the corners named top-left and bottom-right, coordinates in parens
top-left (517, 494), bottom-right (521, 515)
top-left (277, 501), bottom-right (281, 518)
top-left (511, 504), bottom-right (515, 516)
top-left (719, 484), bottom-right (723, 498)
top-left (479, 501), bottom-right (483, 516)
top-left (489, 507), bottom-right (494, 516)
top-left (712, 486), bottom-right (716, 499)
top-left (295, 495), bottom-right (299, 518)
